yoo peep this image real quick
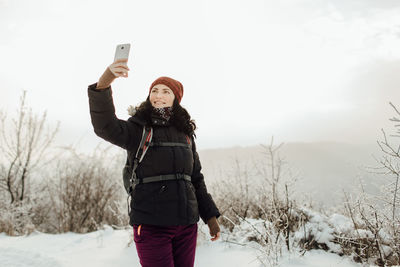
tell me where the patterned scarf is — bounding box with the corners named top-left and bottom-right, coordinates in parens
top-left (152, 107), bottom-right (173, 121)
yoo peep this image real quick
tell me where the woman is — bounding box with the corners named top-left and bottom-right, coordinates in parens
top-left (87, 58), bottom-right (221, 267)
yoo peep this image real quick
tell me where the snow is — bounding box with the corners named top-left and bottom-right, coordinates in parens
top-left (328, 213), bottom-right (354, 234)
top-left (279, 250), bottom-right (361, 267)
top-left (0, 225), bottom-right (261, 267)
top-left (293, 208), bottom-right (342, 253)
top-left (0, 223), bottom-right (363, 267)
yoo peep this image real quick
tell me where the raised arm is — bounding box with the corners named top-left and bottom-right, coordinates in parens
top-left (87, 59), bottom-right (141, 150)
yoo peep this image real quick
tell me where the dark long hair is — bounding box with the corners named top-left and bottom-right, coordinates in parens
top-left (133, 97), bottom-right (197, 137)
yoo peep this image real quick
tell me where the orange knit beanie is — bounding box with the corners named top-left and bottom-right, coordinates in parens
top-left (149, 76), bottom-right (184, 103)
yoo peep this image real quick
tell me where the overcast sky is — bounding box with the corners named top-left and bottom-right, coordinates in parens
top-left (1, 0), bottom-right (400, 151)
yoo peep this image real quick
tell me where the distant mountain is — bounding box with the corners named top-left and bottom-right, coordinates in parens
top-left (198, 142), bottom-right (384, 207)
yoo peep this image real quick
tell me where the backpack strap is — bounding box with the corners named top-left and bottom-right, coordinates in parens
top-left (186, 135), bottom-right (193, 150)
top-left (126, 131), bottom-right (193, 192)
top-left (136, 126), bottom-right (153, 162)
top-left (133, 173), bottom-right (191, 185)
top-left (127, 126), bottom-right (153, 193)
top-left (149, 142), bottom-right (190, 148)
top-left (148, 135), bottom-right (192, 149)
top-left (135, 135), bottom-right (193, 185)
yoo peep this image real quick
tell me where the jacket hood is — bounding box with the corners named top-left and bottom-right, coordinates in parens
top-left (127, 105), bottom-right (136, 116)
top-left (127, 105), bottom-right (170, 127)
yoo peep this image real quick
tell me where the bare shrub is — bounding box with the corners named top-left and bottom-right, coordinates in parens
top-left (212, 137), bottom-right (307, 265)
top-left (0, 197), bottom-right (35, 235)
top-left (0, 145), bottom-right (128, 235)
top-left (212, 157), bottom-right (259, 231)
top-left (44, 146), bottom-right (127, 233)
top-left (339, 191), bottom-right (395, 266)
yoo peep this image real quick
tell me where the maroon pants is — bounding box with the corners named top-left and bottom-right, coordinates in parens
top-left (133, 223), bottom-right (198, 267)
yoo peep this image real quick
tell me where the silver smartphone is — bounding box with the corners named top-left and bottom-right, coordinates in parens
top-left (114, 43), bottom-right (131, 62)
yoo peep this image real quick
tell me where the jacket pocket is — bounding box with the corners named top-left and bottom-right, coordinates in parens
top-left (187, 182), bottom-right (197, 200)
top-left (187, 182), bottom-right (199, 220)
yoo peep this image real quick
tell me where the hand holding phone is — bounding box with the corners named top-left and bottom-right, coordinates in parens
top-left (109, 43), bottom-right (131, 78)
top-left (109, 59), bottom-right (130, 78)
top-left (114, 43), bottom-right (131, 63)
top-left (96, 44), bottom-right (132, 89)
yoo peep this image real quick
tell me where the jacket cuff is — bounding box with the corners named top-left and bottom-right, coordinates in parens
top-left (88, 82), bottom-right (111, 92)
top-left (200, 204), bottom-right (221, 224)
top-left (87, 83), bottom-right (115, 113)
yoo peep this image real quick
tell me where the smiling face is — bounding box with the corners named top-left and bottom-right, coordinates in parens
top-left (149, 84), bottom-right (175, 108)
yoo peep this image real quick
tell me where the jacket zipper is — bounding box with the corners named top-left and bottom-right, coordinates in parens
top-left (159, 185), bottom-right (166, 193)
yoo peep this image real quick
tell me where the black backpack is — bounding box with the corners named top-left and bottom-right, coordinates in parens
top-left (123, 125), bottom-right (193, 188)
top-left (123, 125), bottom-right (193, 214)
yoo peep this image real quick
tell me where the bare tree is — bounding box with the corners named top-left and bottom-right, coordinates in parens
top-left (0, 91), bottom-right (59, 204)
top-left (371, 102), bottom-right (400, 264)
top-left (257, 136), bottom-right (286, 211)
top-left (339, 102), bottom-right (400, 265)
top-left (373, 102), bottom-right (400, 223)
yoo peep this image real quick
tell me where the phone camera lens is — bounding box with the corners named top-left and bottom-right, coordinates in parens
top-left (121, 46), bottom-right (124, 49)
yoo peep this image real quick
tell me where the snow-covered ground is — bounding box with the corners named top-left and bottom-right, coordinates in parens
top-left (0, 223), bottom-right (362, 267)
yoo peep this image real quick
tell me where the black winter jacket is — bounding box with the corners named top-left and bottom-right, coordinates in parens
top-left (87, 83), bottom-right (220, 226)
